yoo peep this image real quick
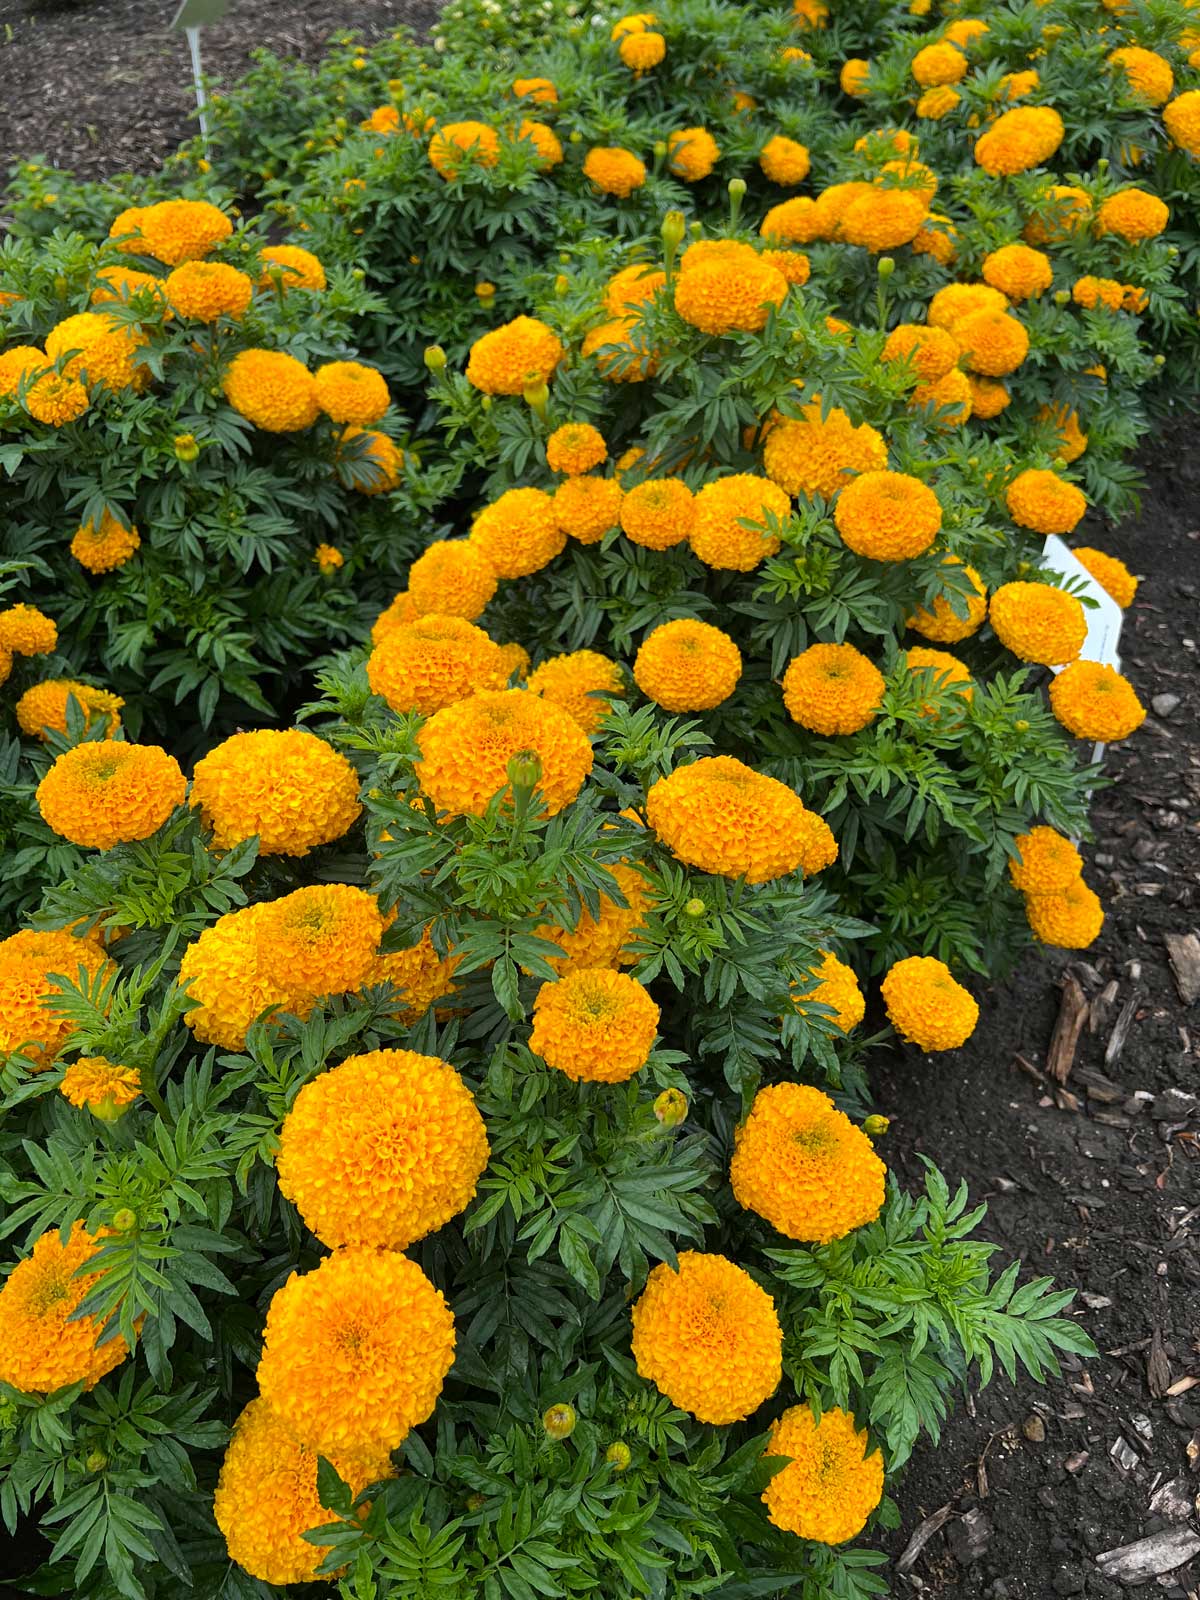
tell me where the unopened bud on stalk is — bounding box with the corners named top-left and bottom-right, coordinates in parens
top-left (661, 210), bottom-right (687, 251)
top-left (86, 1451), bottom-right (108, 1474)
top-left (684, 897), bottom-right (705, 917)
top-left (475, 280), bottom-right (496, 300)
top-left (654, 1088), bottom-right (688, 1128)
top-left (606, 1441), bottom-right (632, 1471)
top-left (423, 344), bottom-right (447, 374)
top-left (876, 256), bottom-right (895, 280)
top-left (863, 1114), bottom-right (890, 1138)
top-left (523, 379), bottom-right (550, 419)
top-left (1054, 289), bottom-right (1070, 307)
top-left (543, 1403), bottom-right (577, 1440)
top-left (554, 274), bottom-right (570, 296)
top-left (173, 432), bottom-right (200, 463)
top-left (507, 750), bottom-right (543, 792)
top-left (1014, 719), bottom-right (1030, 732)
top-left (112, 1208), bottom-right (137, 1233)
top-left (653, 139), bottom-right (668, 160)
top-left (728, 176), bottom-right (746, 200)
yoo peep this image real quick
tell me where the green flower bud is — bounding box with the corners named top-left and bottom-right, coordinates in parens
top-left (863, 1114), bottom-right (890, 1138)
top-left (654, 1088), bottom-right (688, 1128)
top-left (876, 256), bottom-right (896, 279)
top-left (543, 1403), bottom-right (577, 1440)
top-left (423, 344), bottom-right (447, 374)
top-left (508, 750), bottom-right (543, 791)
top-left (606, 1441), bottom-right (632, 1471)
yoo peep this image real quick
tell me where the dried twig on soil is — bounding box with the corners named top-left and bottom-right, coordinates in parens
top-left (896, 1504), bottom-right (956, 1574)
top-left (1104, 993), bottom-right (1142, 1068)
top-left (1165, 931), bottom-right (1200, 1005)
top-left (1095, 1525), bottom-right (1200, 1584)
top-left (1048, 974), bottom-right (1089, 1084)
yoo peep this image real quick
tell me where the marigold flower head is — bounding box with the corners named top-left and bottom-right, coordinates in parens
top-left (107, 205), bottom-right (146, 253)
top-left (59, 1057), bottom-right (141, 1119)
top-left (619, 479), bottom-right (696, 549)
top-left (760, 136), bottom-right (811, 186)
top-left (812, 181), bottom-right (875, 239)
top-left (840, 58), bottom-right (871, 96)
top-left (989, 581), bottom-right (1086, 668)
top-left (834, 470), bottom-right (941, 562)
top-left (667, 127), bottom-right (719, 180)
top-left (0, 1223), bottom-right (132, 1394)
top-left (165, 260), bottom-right (252, 322)
top-left (674, 249), bottom-right (788, 336)
top-left (371, 590), bottom-right (421, 645)
top-left (611, 10), bottom-right (656, 37)
top-left (881, 955), bottom-right (978, 1050)
top-left (45, 311), bottom-right (147, 392)
top-left (911, 366), bottom-right (972, 426)
top-left (529, 968), bottom-right (659, 1082)
top-left (255, 885), bottom-right (384, 1006)
top-left (619, 29), bottom-right (666, 70)
top-left (1096, 188), bottom-right (1169, 242)
top-left (0, 344), bottom-right (47, 397)
top-left (792, 949), bottom-right (866, 1033)
top-left (277, 1048), bottom-right (488, 1250)
top-left (761, 248), bottom-right (811, 287)
top-left (191, 728), bottom-right (361, 855)
top-left (839, 189), bottom-right (929, 252)
top-left (314, 542), bottom-right (343, 573)
top-left (1049, 660), bottom-right (1145, 741)
top-left (955, 308), bottom-right (1029, 377)
top-left (761, 196), bottom-right (824, 244)
top-left (0, 928), bottom-right (112, 1064)
top-left (982, 242), bottom-right (1053, 301)
top-left (967, 374), bottom-right (1011, 418)
top-left (314, 360), bottom-right (389, 425)
top-left (945, 16), bottom-right (988, 46)
top-left (137, 198), bottom-right (232, 264)
top-left (583, 147), bottom-right (647, 197)
top-left (259, 243), bottom-right (327, 292)
top-left (581, 315), bottom-right (657, 382)
top-left (763, 400), bottom-right (888, 501)
top-left (732, 1083), bottom-right (886, 1242)
top-left (1072, 547), bottom-right (1136, 608)
top-left (1072, 275), bottom-right (1125, 312)
top-left (70, 510), bottom-right (140, 574)
top-left (214, 1397), bottom-right (393, 1587)
top-left (603, 264), bottom-right (666, 316)
top-left (534, 862), bottom-right (653, 974)
top-left (179, 903), bottom-right (288, 1049)
top-left (37, 741), bottom-right (185, 850)
top-left (257, 1248), bottom-right (455, 1458)
top-left (1037, 404), bottom-right (1088, 463)
top-left (470, 487), bottom-right (565, 578)
top-left (917, 85), bottom-right (961, 119)
top-left (1023, 184), bottom-right (1091, 245)
top-left (908, 559), bottom-right (987, 643)
top-left (16, 679), bottom-right (122, 741)
top-left (466, 316), bottom-right (564, 395)
top-left (782, 643), bottom-right (884, 735)
top-left (407, 540), bottom-right (498, 621)
top-left (364, 924), bottom-right (461, 1022)
top-left (515, 118), bottom-right (562, 169)
top-left (514, 76), bottom-right (558, 103)
top-left (763, 1407), bottom-right (884, 1543)
top-left (910, 218), bottom-right (957, 264)
top-left (903, 646), bottom-right (974, 717)
top-left (974, 105), bottom-right (1064, 175)
top-left (25, 371), bottom-right (89, 425)
top-left (416, 689), bottom-right (593, 818)
top-left (223, 349), bottom-right (318, 432)
top-left (546, 423), bottom-right (607, 477)
top-left (428, 120), bottom-right (500, 176)
top-left (553, 475), bottom-right (623, 544)
top-left (912, 41), bottom-right (967, 86)
top-left (527, 649), bottom-right (624, 733)
top-left (1008, 825), bottom-right (1082, 895)
top-left (340, 425), bottom-right (403, 493)
top-left (631, 1252), bottom-right (782, 1423)
top-left (0, 603), bottom-right (57, 656)
top-left (792, 0), bottom-right (828, 25)
top-left (690, 474), bottom-right (790, 571)
top-left (367, 613), bottom-right (506, 715)
top-left (1025, 878), bottom-right (1104, 948)
top-left (1164, 90), bottom-right (1200, 155)
top-left (998, 67), bottom-right (1039, 102)
top-left (634, 619), bottom-right (743, 712)
top-left (1006, 469), bottom-right (1087, 535)
top-left (882, 324), bottom-right (960, 382)
top-left (646, 756), bottom-right (835, 883)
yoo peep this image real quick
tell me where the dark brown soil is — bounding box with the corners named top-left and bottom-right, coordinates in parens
top-left (0, 0), bottom-right (439, 182)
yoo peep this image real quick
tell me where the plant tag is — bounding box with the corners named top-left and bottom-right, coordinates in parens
top-left (171, 0), bottom-right (230, 26)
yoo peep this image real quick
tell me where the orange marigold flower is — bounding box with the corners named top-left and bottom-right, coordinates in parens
top-left (812, 181), bottom-right (875, 239)
top-left (603, 263), bottom-right (666, 316)
top-left (760, 136), bottom-right (811, 186)
top-left (529, 968), bottom-right (659, 1082)
top-left (553, 475), bottom-right (623, 544)
top-left (255, 884), bottom-right (383, 1011)
top-left (107, 205), bottom-right (146, 253)
top-left (974, 105), bottom-right (1064, 175)
top-left (646, 755), bottom-right (836, 883)
top-left (534, 862), bottom-right (653, 974)
top-left (910, 367), bottom-right (972, 425)
top-left (882, 323), bottom-right (960, 381)
top-left (761, 247), bottom-right (811, 286)
top-left (466, 316), bottom-right (564, 395)
top-left (0, 1222), bottom-right (132, 1394)
top-left (1038, 404), bottom-right (1088, 463)
top-left (0, 928), bottom-right (113, 1065)
top-left (982, 242), bottom-right (1053, 300)
top-left (165, 260), bottom-right (253, 321)
top-left (25, 371), bottom-right (89, 425)
top-left (513, 76), bottom-right (558, 104)
top-left (782, 643), bottom-right (884, 735)
top-left (835, 470), bottom-right (941, 561)
top-left (690, 474), bottom-right (790, 571)
top-left (761, 196), bottom-right (824, 244)
top-left (1048, 660), bottom-right (1146, 741)
top-left (620, 478), bottom-right (696, 549)
top-left (1072, 547), bottom-right (1137, 608)
top-left (59, 1056), bottom-right (141, 1119)
top-left (910, 218), bottom-right (957, 263)
top-left (1072, 275), bottom-right (1124, 312)
top-left (619, 29), bottom-right (666, 70)
top-left (223, 349), bottom-right (319, 432)
top-left (1008, 825), bottom-right (1083, 895)
top-left (470, 487), bottom-right (565, 577)
top-left (314, 360), bottom-right (389, 425)
top-left (903, 646), bottom-right (974, 718)
top-left (408, 539), bottom-right (498, 620)
top-left (1096, 187), bottom-right (1168, 242)
top-left (314, 542), bottom-right (343, 573)
top-left (428, 120), bottom-right (500, 176)
top-left (955, 308), bottom-right (1029, 377)
top-left (416, 689), bottom-right (593, 818)
top-left (191, 728), bottom-right (361, 855)
top-left (731, 1082), bottom-right (886, 1242)
top-left (792, 0), bottom-right (828, 24)
top-left (674, 248), bottom-right (788, 335)
top-left (581, 315), bottom-right (657, 382)
top-left (1006, 468), bottom-right (1087, 534)
top-left (945, 17), bottom-right (989, 46)
top-left (367, 613), bottom-right (506, 715)
top-left (45, 311), bottom-right (148, 391)
top-left (634, 619), bottom-right (742, 712)
top-left (364, 924), bottom-right (461, 1022)
top-left (912, 40), bottom-right (967, 86)
top-left (792, 949), bottom-right (866, 1033)
top-left (763, 1407), bottom-right (884, 1543)
top-left (631, 1252), bottom-right (782, 1423)
top-left (881, 955), bottom-right (978, 1050)
top-left (908, 559), bottom-right (987, 643)
top-left (37, 741), bottom-right (186, 850)
top-left (611, 11), bottom-right (657, 38)
top-left (1023, 184), bottom-right (1091, 245)
top-left (0, 603), bottom-right (57, 656)
top-left (917, 85), bottom-right (961, 119)
top-left (1025, 879), bottom-right (1104, 948)
top-left (839, 187), bottom-right (930, 252)
top-left (16, 679), bottom-right (122, 740)
top-left (763, 400), bottom-right (888, 500)
top-left (179, 903), bottom-right (288, 1049)
top-left (667, 127), bottom-right (719, 180)
top-left (989, 582), bottom-right (1086, 666)
top-left (256, 1248), bottom-right (455, 1458)
top-left (0, 344), bottom-right (47, 396)
top-left (137, 198), bottom-right (232, 264)
top-left (371, 590), bottom-right (421, 645)
top-left (259, 243), bottom-right (327, 292)
top-left (70, 510), bottom-right (140, 574)
top-left (1164, 90), bottom-right (1200, 155)
top-left (840, 59), bottom-right (871, 96)
top-left (967, 374), bottom-right (1011, 417)
top-left (91, 264), bottom-right (166, 308)
top-left (527, 649), bottom-right (624, 733)
top-left (583, 146), bottom-right (647, 197)
top-left (339, 425), bottom-right (403, 493)
top-left (546, 423), bottom-right (607, 476)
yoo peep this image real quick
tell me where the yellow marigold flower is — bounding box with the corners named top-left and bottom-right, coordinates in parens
top-left (763, 1407), bottom-right (884, 1543)
top-left (191, 728), bottom-right (361, 855)
top-left (1164, 89), bottom-right (1200, 155)
top-left (259, 243), bottom-right (327, 291)
top-left (91, 264), bottom-right (166, 309)
top-left (253, 884), bottom-right (383, 1010)
top-left (165, 260), bottom-right (252, 322)
top-left (16, 679), bottom-right (121, 740)
top-left (547, 423), bottom-right (607, 476)
top-left (646, 755), bottom-right (835, 883)
top-left (416, 689), bottom-right (593, 818)
top-left (910, 218), bottom-right (957, 264)
top-left (792, 0), bottom-right (828, 24)
top-left (179, 903), bottom-right (288, 1049)
top-left (1071, 275), bottom-right (1124, 312)
top-left (927, 282), bottom-right (1007, 332)
top-left (137, 198), bottom-right (232, 264)
top-left (761, 196), bottom-right (823, 244)
top-left (0, 344), bottom-right (47, 396)
top-left (470, 487), bottom-right (565, 578)
top-left (466, 316), bottom-right (564, 395)
top-left (762, 248), bottom-right (811, 286)
top-left (667, 127), bottom-right (719, 180)
top-left (835, 470), bottom-right (941, 562)
top-left (0, 928), bottom-right (112, 1065)
top-left (1008, 825), bottom-right (1082, 895)
top-left (1107, 46), bottom-right (1173, 105)
top-left (534, 862), bottom-right (653, 974)
top-left (911, 366), bottom-right (972, 426)
top-left (812, 180), bottom-right (875, 239)
top-left (760, 136), bottom-right (811, 186)
top-left (908, 559), bottom-right (987, 643)
top-left (632, 1252), bottom-right (782, 1423)
top-left (998, 67), bottom-right (1039, 102)
top-left (314, 542), bottom-right (343, 573)
top-left (1006, 468), bottom-right (1087, 535)
top-left (25, 370), bottom-right (89, 425)
top-left (619, 479), bottom-right (695, 549)
top-left (70, 510), bottom-right (140, 574)
top-left (1023, 184), bottom-right (1091, 245)
top-left (1096, 188), bottom-right (1169, 242)
top-left (881, 955), bottom-right (978, 1050)
top-left (912, 41), bottom-right (967, 86)
top-left (364, 924), bottom-right (461, 1022)
top-left (371, 589), bottom-right (421, 645)
top-left (0, 602), bottom-right (57, 655)
top-left (553, 475), bottom-right (624, 544)
top-left (882, 324), bottom-right (960, 382)
top-left (314, 360), bottom-right (389, 425)
top-left (674, 249), bottom-right (788, 336)
top-left (214, 1397), bottom-right (393, 1587)
top-left (792, 949), bottom-right (866, 1033)
top-left (1049, 660), bottom-right (1146, 741)
top-left (527, 649), bottom-right (624, 733)
top-left (514, 76), bottom-right (557, 103)
top-left (903, 646), bottom-right (974, 717)
top-left (955, 308), bottom-right (1029, 377)
top-left (583, 146), bottom-right (647, 197)
top-left (367, 614), bottom-right (506, 716)
top-left (840, 58), bottom-right (871, 95)
top-left (633, 619), bottom-right (742, 713)
top-left (37, 741), bottom-right (185, 850)
top-left (497, 641), bottom-right (531, 682)
top-left (428, 120), bottom-right (500, 176)
top-left (989, 581), bottom-right (1086, 667)
top-left (59, 1057), bottom-right (141, 1119)
top-left (690, 474), bottom-right (790, 571)
top-left (107, 204), bottom-right (146, 253)
top-left (0, 644), bottom-right (10, 687)
top-left (763, 400), bottom-right (887, 501)
top-left (603, 263), bottom-right (666, 316)
top-left (529, 968), bottom-right (659, 1083)
top-left (917, 85), bottom-right (961, 119)
top-left (611, 10), bottom-right (656, 36)
top-left (619, 29), bottom-right (666, 70)
top-left (732, 1082), bottom-right (886, 1242)
top-left (581, 315), bottom-right (657, 382)
top-left (45, 310), bottom-right (147, 392)
top-left (340, 424), bottom-right (403, 493)
top-left (0, 1222), bottom-right (132, 1394)
top-left (1038, 404), bottom-right (1088, 463)
top-left (277, 1048), bottom-right (488, 1250)
top-left (839, 189), bottom-right (929, 252)
top-left (408, 540), bottom-right (498, 620)
top-left (982, 242), bottom-right (1053, 301)
top-left (967, 374), bottom-right (1011, 418)
top-left (974, 105), bottom-right (1064, 175)
top-left (1025, 879), bottom-right (1104, 948)
top-left (782, 643), bottom-right (883, 735)
top-left (945, 16), bottom-right (988, 46)
top-left (223, 349), bottom-right (319, 432)
top-left (256, 1248), bottom-right (455, 1459)
top-left (1072, 547), bottom-right (1136, 608)
top-left (362, 103), bottom-right (401, 134)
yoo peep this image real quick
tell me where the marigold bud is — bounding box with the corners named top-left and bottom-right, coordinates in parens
top-left (424, 344), bottom-right (447, 373)
top-left (1054, 289), bottom-right (1070, 307)
top-left (523, 379), bottom-right (550, 419)
top-left (862, 1114), bottom-right (890, 1137)
top-left (475, 281), bottom-right (496, 300)
top-left (877, 256), bottom-right (895, 279)
top-left (554, 274), bottom-right (570, 296)
top-left (653, 139), bottom-right (668, 159)
top-left (543, 1403), bottom-right (577, 1440)
top-left (467, 1492), bottom-right (486, 1511)
top-left (728, 177), bottom-right (747, 199)
top-left (654, 1087), bottom-right (688, 1127)
top-left (661, 210), bottom-right (687, 251)
top-left (112, 1208), bottom-right (137, 1232)
top-left (1014, 718), bottom-right (1031, 732)
top-left (606, 1441), bottom-right (632, 1471)
top-left (86, 1450), bottom-right (108, 1473)
top-left (507, 750), bottom-right (543, 792)
top-left (684, 897), bottom-right (706, 917)
top-left (173, 432), bottom-right (200, 462)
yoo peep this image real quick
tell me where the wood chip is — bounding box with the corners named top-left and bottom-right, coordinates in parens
top-left (1148, 1327), bottom-right (1172, 1399)
top-left (1165, 932), bottom-right (1200, 1006)
top-left (1167, 1375), bottom-right (1200, 1396)
top-left (1106, 993), bottom-right (1142, 1068)
top-left (1048, 974), bottom-right (1089, 1085)
top-left (1095, 1526), bottom-right (1200, 1584)
top-left (1147, 1478), bottom-right (1199, 1523)
top-left (897, 1504), bottom-right (956, 1574)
